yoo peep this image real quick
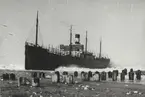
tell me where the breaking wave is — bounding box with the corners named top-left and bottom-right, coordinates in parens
top-left (55, 64), bottom-right (145, 73)
top-left (0, 62), bottom-right (144, 72)
top-left (0, 64), bottom-right (24, 70)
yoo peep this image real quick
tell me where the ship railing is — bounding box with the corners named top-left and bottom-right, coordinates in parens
top-left (25, 42), bottom-right (43, 48)
top-left (26, 42), bottom-right (110, 60)
top-left (45, 46), bottom-right (71, 56)
top-left (26, 42), bottom-right (75, 56)
top-left (25, 42), bottom-right (35, 46)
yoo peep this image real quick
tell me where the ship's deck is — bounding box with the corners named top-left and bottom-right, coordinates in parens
top-left (25, 42), bottom-right (110, 60)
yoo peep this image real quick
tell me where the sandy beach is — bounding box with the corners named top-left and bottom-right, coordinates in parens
top-left (1, 80), bottom-right (145, 97)
top-left (0, 70), bottom-right (145, 97)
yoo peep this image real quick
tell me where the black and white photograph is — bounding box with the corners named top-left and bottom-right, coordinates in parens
top-left (0, 0), bottom-right (145, 96)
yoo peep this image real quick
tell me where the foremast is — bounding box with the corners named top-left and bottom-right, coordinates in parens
top-left (35, 11), bottom-right (39, 46)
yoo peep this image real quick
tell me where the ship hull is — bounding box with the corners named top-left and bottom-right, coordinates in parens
top-left (25, 44), bottom-right (110, 70)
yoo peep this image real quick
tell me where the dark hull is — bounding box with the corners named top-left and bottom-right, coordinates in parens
top-left (25, 43), bottom-right (111, 70)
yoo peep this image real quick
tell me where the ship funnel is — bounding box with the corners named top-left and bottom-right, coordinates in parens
top-left (75, 34), bottom-right (80, 44)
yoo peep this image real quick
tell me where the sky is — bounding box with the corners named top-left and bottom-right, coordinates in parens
top-left (0, 0), bottom-right (145, 69)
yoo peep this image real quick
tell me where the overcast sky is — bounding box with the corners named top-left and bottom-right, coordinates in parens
top-left (0, 0), bottom-right (145, 69)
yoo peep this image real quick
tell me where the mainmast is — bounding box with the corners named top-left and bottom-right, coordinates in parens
top-left (69, 25), bottom-right (73, 56)
top-left (85, 31), bottom-right (88, 53)
top-left (35, 11), bottom-right (39, 46)
top-left (99, 37), bottom-right (102, 58)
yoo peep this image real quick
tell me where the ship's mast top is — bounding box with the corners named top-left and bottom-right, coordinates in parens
top-left (69, 25), bottom-right (73, 56)
top-left (35, 11), bottom-right (39, 46)
top-left (85, 31), bottom-right (88, 53)
top-left (99, 37), bottom-right (102, 58)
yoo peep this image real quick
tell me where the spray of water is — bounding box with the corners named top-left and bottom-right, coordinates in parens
top-left (55, 63), bottom-right (145, 73)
